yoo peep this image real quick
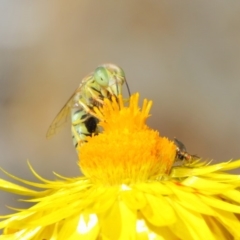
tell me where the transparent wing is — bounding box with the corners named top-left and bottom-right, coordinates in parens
top-left (46, 91), bottom-right (78, 139)
top-left (46, 74), bottom-right (94, 139)
top-left (174, 137), bottom-right (187, 152)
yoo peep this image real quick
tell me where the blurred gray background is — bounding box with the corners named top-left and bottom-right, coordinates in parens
top-left (0, 1), bottom-right (240, 215)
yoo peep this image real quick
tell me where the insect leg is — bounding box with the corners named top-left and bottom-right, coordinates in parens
top-left (85, 84), bottom-right (105, 105)
top-left (77, 100), bottom-right (101, 120)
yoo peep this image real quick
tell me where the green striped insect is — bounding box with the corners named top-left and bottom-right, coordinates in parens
top-left (46, 63), bottom-right (130, 149)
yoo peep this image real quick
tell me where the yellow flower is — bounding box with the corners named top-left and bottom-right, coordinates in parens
top-left (0, 93), bottom-right (240, 239)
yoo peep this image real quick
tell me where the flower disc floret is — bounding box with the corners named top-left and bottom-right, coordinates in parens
top-left (79, 93), bottom-right (176, 184)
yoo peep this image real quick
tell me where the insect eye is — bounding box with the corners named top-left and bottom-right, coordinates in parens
top-left (94, 67), bottom-right (109, 87)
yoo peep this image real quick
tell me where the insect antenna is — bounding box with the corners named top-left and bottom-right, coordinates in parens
top-left (125, 79), bottom-right (131, 97)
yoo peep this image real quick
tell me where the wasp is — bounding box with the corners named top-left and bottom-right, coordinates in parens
top-left (174, 137), bottom-right (198, 162)
top-left (46, 63), bottom-right (130, 149)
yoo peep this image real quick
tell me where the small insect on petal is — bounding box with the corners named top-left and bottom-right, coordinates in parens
top-left (174, 137), bottom-right (199, 163)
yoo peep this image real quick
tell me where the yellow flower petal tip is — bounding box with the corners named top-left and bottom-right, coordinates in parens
top-left (78, 93), bottom-right (176, 184)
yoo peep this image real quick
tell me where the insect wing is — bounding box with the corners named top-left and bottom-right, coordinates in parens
top-left (174, 137), bottom-right (187, 152)
top-left (46, 90), bottom-right (79, 139)
top-left (46, 73), bottom-right (94, 139)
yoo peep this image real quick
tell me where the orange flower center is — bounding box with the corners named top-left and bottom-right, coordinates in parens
top-left (78, 93), bottom-right (176, 184)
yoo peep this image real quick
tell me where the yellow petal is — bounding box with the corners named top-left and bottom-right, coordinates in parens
top-left (168, 185), bottom-right (216, 215)
top-left (222, 189), bottom-right (240, 204)
top-left (213, 208), bottom-right (240, 237)
top-left (120, 186), bottom-right (147, 210)
top-left (182, 176), bottom-right (235, 193)
top-left (204, 215), bottom-right (232, 240)
top-left (141, 193), bottom-right (176, 226)
top-left (0, 179), bottom-right (38, 196)
top-left (199, 194), bottom-right (240, 213)
top-left (169, 201), bottom-right (216, 240)
top-left (56, 213), bottom-right (99, 240)
top-left (99, 200), bottom-right (137, 240)
top-left (135, 219), bottom-right (169, 240)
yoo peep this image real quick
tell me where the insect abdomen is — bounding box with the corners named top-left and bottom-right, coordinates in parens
top-left (71, 109), bottom-right (99, 148)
